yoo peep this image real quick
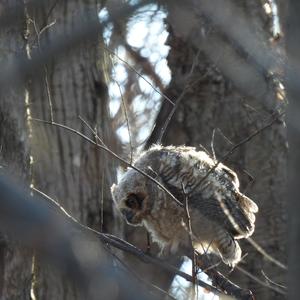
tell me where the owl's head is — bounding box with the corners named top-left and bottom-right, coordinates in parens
top-left (111, 168), bottom-right (155, 226)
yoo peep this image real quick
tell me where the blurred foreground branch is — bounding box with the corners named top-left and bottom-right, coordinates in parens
top-left (0, 175), bottom-right (158, 300)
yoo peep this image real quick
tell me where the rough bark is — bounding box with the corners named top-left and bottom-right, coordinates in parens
top-left (0, 1), bottom-right (32, 299)
top-left (148, 0), bottom-right (287, 298)
top-left (286, 1), bottom-right (300, 299)
top-left (0, 1), bottom-right (178, 298)
top-left (24, 1), bottom-right (119, 299)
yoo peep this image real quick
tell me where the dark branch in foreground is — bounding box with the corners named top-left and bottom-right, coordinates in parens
top-left (32, 183), bottom-right (257, 299)
top-left (31, 186), bottom-right (220, 295)
top-left (0, 171), bottom-right (286, 299)
top-left (0, 176), bottom-right (154, 300)
top-left (33, 182), bottom-right (286, 298)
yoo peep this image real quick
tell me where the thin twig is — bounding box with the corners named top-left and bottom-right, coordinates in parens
top-left (191, 112), bottom-right (285, 194)
top-left (215, 128), bottom-right (234, 146)
top-left (30, 18), bottom-right (55, 123)
top-left (211, 129), bottom-right (216, 161)
top-left (246, 237), bottom-right (287, 270)
top-left (39, 20), bottom-right (56, 36)
top-left (78, 116), bottom-right (105, 145)
top-left (114, 78), bottom-right (133, 164)
top-left (111, 251), bottom-right (177, 300)
top-left (124, 42), bottom-right (165, 92)
top-left (44, 66), bottom-right (54, 123)
top-left (32, 117), bottom-right (183, 207)
top-left (198, 261), bottom-right (221, 275)
top-left (100, 168), bottom-right (104, 232)
top-left (261, 270), bottom-right (287, 290)
top-left (103, 45), bottom-right (175, 106)
top-left (182, 184), bottom-right (197, 288)
top-left (235, 265), bottom-right (286, 295)
top-left (157, 50), bottom-right (200, 143)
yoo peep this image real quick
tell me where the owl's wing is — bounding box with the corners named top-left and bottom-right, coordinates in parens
top-left (191, 187), bottom-right (257, 238)
top-left (141, 145), bottom-right (257, 238)
top-left (161, 169), bottom-right (258, 239)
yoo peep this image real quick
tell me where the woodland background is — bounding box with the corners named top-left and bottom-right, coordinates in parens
top-left (0, 0), bottom-right (299, 299)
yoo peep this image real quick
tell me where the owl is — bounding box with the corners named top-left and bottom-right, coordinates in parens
top-left (111, 145), bottom-right (258, 266)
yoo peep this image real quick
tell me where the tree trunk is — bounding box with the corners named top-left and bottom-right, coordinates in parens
top-left (148, 1), bottom-right (287, 298)
top-left (24, 1), bottom-right (119, 299)
top-left (0, 1), bottom-right (32, 299)
top-left (286, 1), bottom-right (300, 299)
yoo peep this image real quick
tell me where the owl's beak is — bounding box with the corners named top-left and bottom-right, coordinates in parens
top-left (122, 209), bottom-right (135, 223)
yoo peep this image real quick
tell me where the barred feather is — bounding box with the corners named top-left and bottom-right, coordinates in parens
top-left (111, 144), bottom-right (258, 265)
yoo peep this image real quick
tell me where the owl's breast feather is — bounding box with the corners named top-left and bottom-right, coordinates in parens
top-left (143, 205), bottom-right (189, 255)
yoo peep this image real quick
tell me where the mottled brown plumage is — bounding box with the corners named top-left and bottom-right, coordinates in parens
top-left (111, 145), bottom-right (258, 265)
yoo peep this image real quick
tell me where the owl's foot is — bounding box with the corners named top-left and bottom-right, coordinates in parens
top-left (158, 238), bottom-right (183, 258)
top-left (158, 246), bottom-right (171, 258)
top-left (214, 231), bottom-right (242, 267)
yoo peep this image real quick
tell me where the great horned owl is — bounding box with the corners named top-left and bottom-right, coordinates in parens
top-left (111, 145), bottom-right (258, 266)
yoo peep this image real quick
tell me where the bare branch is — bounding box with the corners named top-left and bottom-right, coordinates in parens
top-left (261, 270), bottom-right (287, 290)
top-left (157, 50), bottom-right (200, 143)
top-left (114, 77), bottom-right (134, 164)
top-left (246, 237), bottom-right (287, 270)
top-left (191, 111), bottom-right (285, 194)
top-left (124, 42), bottom-right (165, 92)
top-left (31, 117), bottom-right (183, 207)
top-left (103, 45), bottom-right (175, 105)
top-left (30, 185), bottom-right (221, 295)
top-left (235, 265), bottom-right (286, 295)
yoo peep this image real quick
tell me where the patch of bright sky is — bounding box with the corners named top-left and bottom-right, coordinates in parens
top-left (263, 0), bottom-right (281, 37)
top-left (170, 259), bottom-right (219, 300)
top-left (126, 6), bottom-right (170, 85)
top-left (100, 4), bottom-right (171, 142)
top-left (99, 7), bottom-right (113, 43)
top-left (107, 46), bottom-right (128, 118)
top-left (116, 125), bottom-right (130, 143)
top-left (125, 4), bottom-right (171, 146)
top-left (98, 7), bottom-right (109, 22)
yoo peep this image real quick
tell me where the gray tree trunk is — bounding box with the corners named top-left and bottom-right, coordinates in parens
top-left (0, 1), bottom-right (32, 299)
top-left (286, 1), bottom-right (300, 299)
top-left (23, 1), bottom-right (118, 299)
top-left (148, 1), bottom-right (287, 298)
top-left (0, 1), bottom-right (117, 299)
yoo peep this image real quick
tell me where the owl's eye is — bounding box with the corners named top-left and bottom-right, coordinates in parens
top-left (125, 193), bottom-right (143, 210)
